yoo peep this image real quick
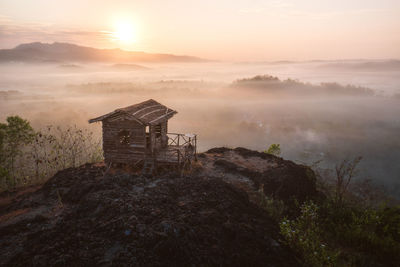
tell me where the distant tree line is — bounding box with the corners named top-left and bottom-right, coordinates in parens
top-left (233, 75), bottom-right (375, 96)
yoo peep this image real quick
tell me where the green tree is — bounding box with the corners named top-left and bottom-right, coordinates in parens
top-left (0, 116), bottom-right (35, 188)
top-left (280, 201), bottom-right (339, 266)
top-left (0, 123), bottom-right (8, 182)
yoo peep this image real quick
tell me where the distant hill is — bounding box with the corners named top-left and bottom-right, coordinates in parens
top-left (0, 42), bottom-right (206, 63)
top-left (110, 63), bottom-right (150, 70)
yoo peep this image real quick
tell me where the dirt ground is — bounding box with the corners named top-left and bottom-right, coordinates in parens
top-left (0, 147), bottom-right (319, 266)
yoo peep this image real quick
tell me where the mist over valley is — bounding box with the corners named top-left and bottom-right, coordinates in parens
top-left (1, 50), bottom-right (399, 196)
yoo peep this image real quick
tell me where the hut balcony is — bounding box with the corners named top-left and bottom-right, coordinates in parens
top-left (155, 133), bottom-right (197, 164)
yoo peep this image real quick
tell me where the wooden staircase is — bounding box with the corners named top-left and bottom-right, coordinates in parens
top-left (142, 159), bottom-right (155, 176)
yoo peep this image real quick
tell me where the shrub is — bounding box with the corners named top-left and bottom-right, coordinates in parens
top-left (320, 201), bottom-right (400, 266)
top-left (264, 144), bottom-right (281, 156)
top-left (280, 201), bottom-right (339, 267)
top-left (258, 184), bottom-right (286, 221)
top-left (276, 155), bottom-right (400, 266)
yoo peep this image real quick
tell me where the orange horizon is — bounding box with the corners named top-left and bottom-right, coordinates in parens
top-left (0, 0), bottom-right (399, 61)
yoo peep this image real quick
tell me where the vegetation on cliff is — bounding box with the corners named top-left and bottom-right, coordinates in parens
top-left (0, 116), bottom-right (102, 191)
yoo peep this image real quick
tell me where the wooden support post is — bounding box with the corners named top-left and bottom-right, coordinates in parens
top-left (194, 135), bottom-right (197, 161)
top-left (150, 125), bottom-right (156, 155)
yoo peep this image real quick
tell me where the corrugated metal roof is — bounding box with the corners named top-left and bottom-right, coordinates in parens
top-left (89, 99), bottom-right (177, 125)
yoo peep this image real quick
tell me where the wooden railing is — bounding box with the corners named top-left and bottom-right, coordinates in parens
top-left (167, 133), bottom-right (196, 150)
top-left (164, 133), bottom-right (197, 164)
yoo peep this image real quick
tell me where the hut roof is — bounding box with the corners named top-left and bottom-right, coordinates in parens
top-left (88, 99), bottom-right (177, 125)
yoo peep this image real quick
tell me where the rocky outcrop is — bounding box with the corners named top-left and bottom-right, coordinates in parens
top-left (0, 147), bottom-right (320, 266)
top-left (202, 147), bottom-right (320, 208)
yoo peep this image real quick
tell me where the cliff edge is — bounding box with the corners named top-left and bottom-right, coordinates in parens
top-left (0, 147), bottom-right (319, 266)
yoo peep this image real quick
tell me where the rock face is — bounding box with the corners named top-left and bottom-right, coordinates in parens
top-left (201, 147), bottom-right (319, 209)
top-left (0, 147), bottom-right (318, 266)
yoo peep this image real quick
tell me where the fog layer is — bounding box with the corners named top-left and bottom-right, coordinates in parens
top-left (1, 60), bottom-right (399, 196)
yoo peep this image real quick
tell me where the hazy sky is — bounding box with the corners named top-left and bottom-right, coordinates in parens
top-left (0, 0), bottom-right (399, 61)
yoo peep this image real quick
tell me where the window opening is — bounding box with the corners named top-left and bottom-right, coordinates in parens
top-left (118, 130), bottom-right (130, 145)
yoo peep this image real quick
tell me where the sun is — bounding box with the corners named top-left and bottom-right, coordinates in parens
top-left (111, 19), bottom-right (137, 44)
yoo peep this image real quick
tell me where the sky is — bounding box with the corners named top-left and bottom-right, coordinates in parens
top-left (0, 0), bottom-right (399, 61)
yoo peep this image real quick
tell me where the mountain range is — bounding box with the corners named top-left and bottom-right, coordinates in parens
top-left (0, 42), bottom-right (205, 63)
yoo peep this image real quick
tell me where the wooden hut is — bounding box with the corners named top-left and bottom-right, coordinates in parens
top-left (89, 99), bottom-right (196, 173)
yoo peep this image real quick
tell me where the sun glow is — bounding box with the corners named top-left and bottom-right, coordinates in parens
top-left (111, 19), bottom-right (137, 44)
